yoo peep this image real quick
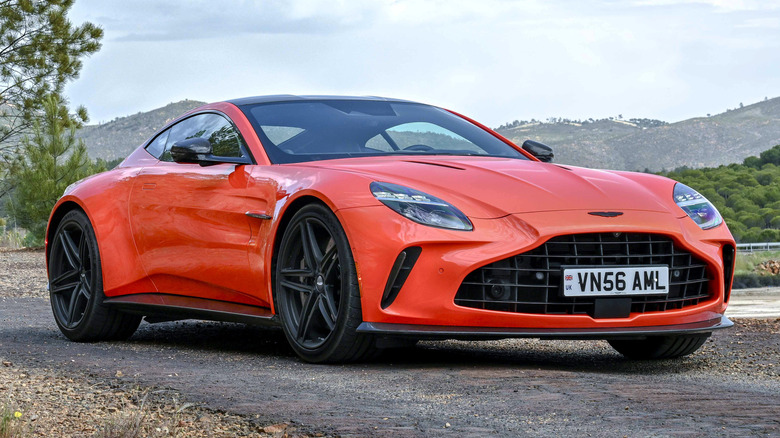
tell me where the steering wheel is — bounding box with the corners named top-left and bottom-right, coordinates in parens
top-left (403, 144), bottom-right (434, 151)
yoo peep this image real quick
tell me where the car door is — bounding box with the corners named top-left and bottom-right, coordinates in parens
top-left (129, 112), bottom-right (272, 307)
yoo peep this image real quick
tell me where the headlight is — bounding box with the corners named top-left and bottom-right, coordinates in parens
top-left (370, 182), bottom-right (473, 231)
top-left (673, 183), bottom-right (722, 229)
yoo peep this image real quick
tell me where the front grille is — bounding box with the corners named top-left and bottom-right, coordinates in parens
top-left (454, 233), bottom-right (711, 317)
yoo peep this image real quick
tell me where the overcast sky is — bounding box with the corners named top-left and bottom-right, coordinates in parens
top-left (64, 0), bottom-right (780, 127)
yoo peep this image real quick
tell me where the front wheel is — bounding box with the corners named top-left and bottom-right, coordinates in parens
top-left (48, 210), bottom-right (141, 341)
top-left (274, 204), bottom-right (376, 363)
top-left (608, 334), bottom-right (710, 360)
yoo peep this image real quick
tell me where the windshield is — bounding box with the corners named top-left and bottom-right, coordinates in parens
top-left (239, 100), bottom-right (528, 164)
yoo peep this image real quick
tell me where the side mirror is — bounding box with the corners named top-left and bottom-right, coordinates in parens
top-left (522, 140), bottom-right (554, 163)
top-left (170, 137), bottom-right (213, 163)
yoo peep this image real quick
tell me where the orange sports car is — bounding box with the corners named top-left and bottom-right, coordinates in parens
top-left (46, 96), bottom-right (735, 363)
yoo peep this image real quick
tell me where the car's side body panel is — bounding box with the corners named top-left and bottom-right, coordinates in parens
top-left (127, 162), bottom-right (268, 306)
top-left (47, 165), bottom-right (158, 297)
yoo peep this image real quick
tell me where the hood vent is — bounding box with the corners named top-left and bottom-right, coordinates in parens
top-left (403, 160), bottom-right (465, 170)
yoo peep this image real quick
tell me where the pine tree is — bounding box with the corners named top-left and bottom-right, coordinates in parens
top-left (4, 94), bottom-right (104, 245)
top-left (1, 0), bottom-right (102, 202)
top-left (0, 0), bottom-right (102, 146)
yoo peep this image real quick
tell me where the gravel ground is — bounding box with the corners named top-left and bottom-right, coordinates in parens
top-left (0, 249), bottom-right (48, 298)
top-left (0, 361), bottom-right (295, 437)
top-left (0, 249), bottom-right (315, 437)
top-left (1, 249), bottom-right (779, 437)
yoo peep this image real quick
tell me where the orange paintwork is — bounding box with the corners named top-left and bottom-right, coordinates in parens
top-left (46, 99), bottom-right (735, 331)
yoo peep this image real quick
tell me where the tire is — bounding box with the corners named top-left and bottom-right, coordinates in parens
top-left (274, 204), bottom-right (376, 363)
top-left (608, 334), bottom-right (710, 360)
top-left (48, 210), bottom-right (141, 342)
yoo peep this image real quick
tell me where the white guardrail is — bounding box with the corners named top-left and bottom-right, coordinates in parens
top-left (736, 242), bottom-right (780, 253)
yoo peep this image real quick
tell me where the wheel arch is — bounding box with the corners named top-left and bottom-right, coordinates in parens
top-left (268, 193), bottom-right (350, 311)
top-left (46, 199), bottom-right (90, 263)
top-left (270, 195), bottom-right (330, 274)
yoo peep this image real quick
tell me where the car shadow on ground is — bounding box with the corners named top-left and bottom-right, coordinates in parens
top-left (116, 319), bottom-right (716, 375)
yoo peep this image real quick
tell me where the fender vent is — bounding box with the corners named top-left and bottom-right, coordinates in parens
top-left (381, 247), bottom-right (422, 309)
top-left (722, 244), bottom-right (735, 303)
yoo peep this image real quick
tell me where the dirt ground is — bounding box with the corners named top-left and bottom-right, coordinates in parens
top-left (1, 249), bottom-right (778, 437)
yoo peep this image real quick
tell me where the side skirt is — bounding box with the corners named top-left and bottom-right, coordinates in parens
top-left (104, 293), bottom-right (278, 327)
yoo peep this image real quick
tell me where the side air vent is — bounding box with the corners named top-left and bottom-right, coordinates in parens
top-left (722, 244), bottom-right (735, 303)
top-left (381, 247), bottom-right (422, 309)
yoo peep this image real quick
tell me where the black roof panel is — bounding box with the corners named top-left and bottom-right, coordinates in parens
top-left (227, 95), bottom-right (418, 106)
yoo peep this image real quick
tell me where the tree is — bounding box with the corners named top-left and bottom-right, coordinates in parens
top-left (4, 94), bottom-right (104, 244)
top-left (1, 0), bottom-right (102, 188)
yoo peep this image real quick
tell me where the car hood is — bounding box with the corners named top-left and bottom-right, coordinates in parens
top-left (305, 156), bottom-right (678, 219)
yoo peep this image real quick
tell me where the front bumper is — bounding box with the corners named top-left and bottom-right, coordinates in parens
top-left (338, 207), bottom-right (735, 330)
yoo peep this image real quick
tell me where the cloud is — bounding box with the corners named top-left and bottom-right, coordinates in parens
top-left (77, 0), bottom-right (557, 42)
top-left (84, 0), bottom-right (385, 41)
top-left (66, 0), bottom-right (780, 126)
top-left (628, 0), bottom-right (780, 12)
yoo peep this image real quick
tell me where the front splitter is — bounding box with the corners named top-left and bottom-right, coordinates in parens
top-left (357, 316), bottom-right (733, 340)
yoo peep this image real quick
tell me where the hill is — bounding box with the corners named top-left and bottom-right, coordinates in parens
top-left (77, 100), bottom-right (205, 161)
top-left (75, 96), bottom-right (780, 171)
top-left (495, 97), bottom-right (780, 171)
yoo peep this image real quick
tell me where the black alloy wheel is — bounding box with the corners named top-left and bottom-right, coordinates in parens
top-left (50, 216), bottom-right (94, 329)
top-left (48, 210), bottom-right (141, 341)
top-left (275, 204), bottom-right (375, 363)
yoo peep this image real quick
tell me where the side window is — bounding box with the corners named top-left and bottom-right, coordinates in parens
top-left (262, 126), bottom-right (304, 145)
top-left (161, 113), bottom-right (248, 162)
top-left (145, 129), bottom-right (169, 159)
top-left (386, 122), bottom-right (483, 153)
top-left (364, 134), bottom-right (395, 152)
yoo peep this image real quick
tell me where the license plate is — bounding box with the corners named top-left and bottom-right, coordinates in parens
top-left (562, 265), bottom-right (669, 297)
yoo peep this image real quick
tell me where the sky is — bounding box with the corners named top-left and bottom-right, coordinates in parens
top-left (65, 0), bottom-right (780, 127)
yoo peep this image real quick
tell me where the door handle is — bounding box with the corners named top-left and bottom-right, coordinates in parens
top-left (245, 211), bottom-right (272, 220)
top-left (142, 183), bottom-right (156, 191)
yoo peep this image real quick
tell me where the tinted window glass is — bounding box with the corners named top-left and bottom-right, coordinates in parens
top-left (161, 113), bottom-right (247, 162)
top-left (262, 126), bottom-right (304, 145)
top-left (241, 101), bottom-right (527, 164)
top-left (386, 122), bottom-right (481, 153)
top-left (145, 129), bottom-right (169, 159)
top-left (364, 134), bottom-right (394, 152)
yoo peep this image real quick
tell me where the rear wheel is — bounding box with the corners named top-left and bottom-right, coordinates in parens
top-left (274, 204), bottom-right (375, 363)
top-left (49, 210), bottom-right (141, 341)
top-left (608, 334), bottom-right (710, 360)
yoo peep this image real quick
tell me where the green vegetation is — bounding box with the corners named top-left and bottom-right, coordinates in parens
top-left (0, 0), bottom-right (103, 247)
top-left (662, 145), bottom-right (780, 243)
top-left (732, 250), bottom-right (780, 288)
top-left (0, 0), bottom-right (102, 160)
top-left (0, 402), bottom-right (26, 438)
top-left (4, 95), bottom-right (105, 246)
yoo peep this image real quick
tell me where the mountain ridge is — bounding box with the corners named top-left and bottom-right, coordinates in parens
top-left (77, 99), bottom-right (206, 161)
top-left (76, 96), bottom-right (780, 171)
top-left (496, 96), bottom-right (780, 171)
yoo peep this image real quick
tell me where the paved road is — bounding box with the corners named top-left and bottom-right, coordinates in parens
top-left (727, 288), bottom-right (780, 318)
top-left (1, 296), bottom-right (778, 437)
